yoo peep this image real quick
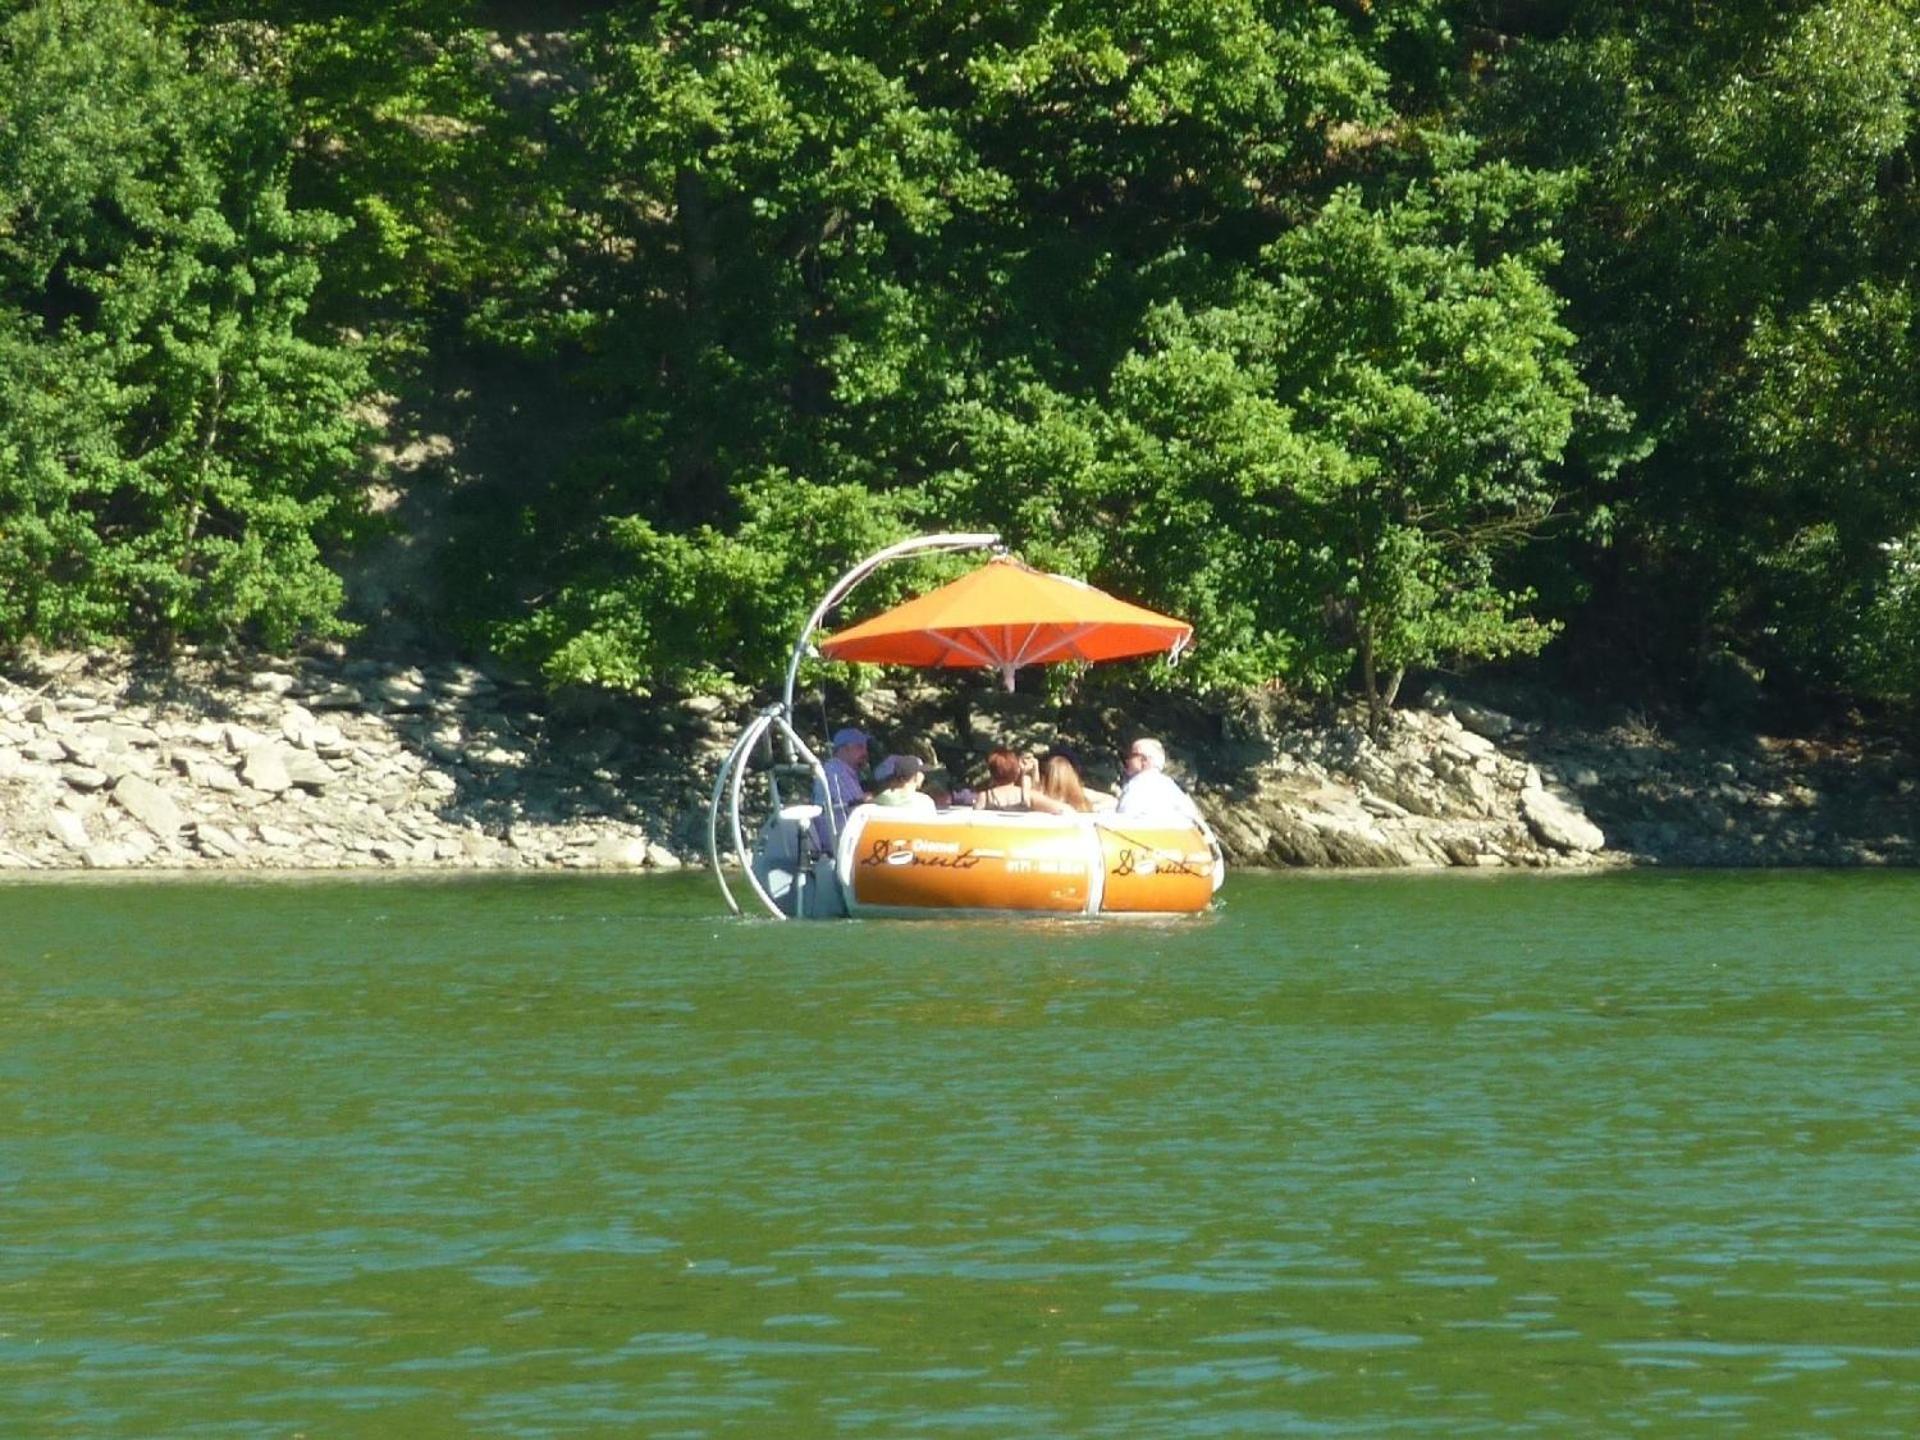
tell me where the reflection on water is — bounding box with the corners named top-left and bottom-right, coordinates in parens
top-left (2, 870), bottom-right (1919, 1436)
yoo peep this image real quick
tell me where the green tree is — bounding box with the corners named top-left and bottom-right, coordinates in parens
top-left (477, 0), bottom-right (1504, 697)
top-left (0, 0), bottom-right (371, 649)
top-left (1477, 0), bottom-right (1920, 702)
top-left (947, 153), bottom-right (1587, 725)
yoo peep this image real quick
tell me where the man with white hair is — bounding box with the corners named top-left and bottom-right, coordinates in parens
top-left (1114, 736), bottom-right (1200, 821)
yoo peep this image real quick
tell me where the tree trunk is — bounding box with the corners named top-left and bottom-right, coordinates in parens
top-left (1359, 621), bottom-right (1383, 738)
top-left (1382, 664), bottom-right (1405, 710)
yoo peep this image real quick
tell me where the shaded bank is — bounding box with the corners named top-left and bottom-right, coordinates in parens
top-left (0, 649), bottom-right (1913, 874)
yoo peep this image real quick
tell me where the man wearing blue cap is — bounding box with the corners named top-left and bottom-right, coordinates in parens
top-left (812, 727), bottom-right (870, 848)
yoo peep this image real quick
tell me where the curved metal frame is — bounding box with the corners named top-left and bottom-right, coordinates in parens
top-left (779, 532), bottom-right (1001, 714)
top-left (710, 531), bottom-right (1002, 919)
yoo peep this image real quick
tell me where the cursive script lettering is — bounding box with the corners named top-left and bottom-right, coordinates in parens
top-left (859, 839), bottom-right (985, 870)
top-left (1112, 847), bottom-right (1205, 879)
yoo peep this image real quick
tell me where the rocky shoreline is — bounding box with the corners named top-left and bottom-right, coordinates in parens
top-left (0, 649), bottom-right (1913, 875)
top-left (0, 650), bottom-right (705, 874)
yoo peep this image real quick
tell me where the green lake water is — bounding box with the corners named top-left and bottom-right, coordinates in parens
top-left (3, 870), bottom-right (1918, 1437)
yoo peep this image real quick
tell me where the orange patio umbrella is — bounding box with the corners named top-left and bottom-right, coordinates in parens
top-left (818, 557), bottom-right (1191, 690)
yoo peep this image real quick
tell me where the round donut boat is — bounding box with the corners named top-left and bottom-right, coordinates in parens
top-left (837, 807), bottom-right (1221, 918)
top-left (707, 531), bottom-right (1225, 920)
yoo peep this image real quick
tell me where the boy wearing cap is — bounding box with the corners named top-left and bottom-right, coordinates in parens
top-left (871, 754), bottom-right (937, 814)
top-left (812, 727), bottom-right (870, 846)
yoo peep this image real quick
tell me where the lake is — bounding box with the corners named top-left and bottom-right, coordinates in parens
top-left (3, 870), bottom-right (1917, 1436)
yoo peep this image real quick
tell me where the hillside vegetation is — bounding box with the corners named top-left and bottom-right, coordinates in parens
top-left (3, 0), bottom-right (1917, 723)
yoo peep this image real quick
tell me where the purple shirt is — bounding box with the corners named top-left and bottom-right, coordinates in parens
top-left (812, 754), bottom-right (867, 847)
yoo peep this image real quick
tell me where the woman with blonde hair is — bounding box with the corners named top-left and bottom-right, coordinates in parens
top-left (1038, 751), bottom-right (1114, 813)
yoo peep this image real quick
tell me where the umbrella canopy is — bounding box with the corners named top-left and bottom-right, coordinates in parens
top-left (818, 557), bottom-right (1191, 689)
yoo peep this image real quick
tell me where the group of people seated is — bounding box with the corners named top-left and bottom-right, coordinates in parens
top-left (970, 747), bottom-right (1111, 815)
top-left (813, 727), bottom-right (1199, 841)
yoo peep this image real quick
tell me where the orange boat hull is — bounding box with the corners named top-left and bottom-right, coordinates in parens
top-left (837, 809), bottom-right (1220, 917)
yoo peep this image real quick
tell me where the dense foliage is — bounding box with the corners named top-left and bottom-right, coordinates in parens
top-left (0, 0), bottom-right (370, 646)
top-left (2, 0), bottom-right (1916, 718)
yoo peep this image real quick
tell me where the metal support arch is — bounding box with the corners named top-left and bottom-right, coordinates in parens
top-left (707, 708), bottom-right (779, 917)
top-left (710, 531), bottom-right (1001, 920)
top-left (779, 532), bottom-right (1000, 715)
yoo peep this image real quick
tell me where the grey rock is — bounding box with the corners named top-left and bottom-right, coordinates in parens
top-left (192, 824), bottom-right (248, 859)
top-left (375, 674), bottom-right (432, 710)
top-left (1451, 700), bottom-right (1515, 740)
top-left (249, 671), bottom-right (299, 696)
top-left (256, 824), bottom-right (304, 848)
top-left (59, 736), bottom-right (106, 765)
top-left (46, 809), bottom-right (91, 850)
top-left (97, 752), bottom-right (141, 783)
top-left (240, 747), bottom-right (292, 793)
top-left (187, 758), bottom-right (242, 793)
top-left (590, 835), bottom-right (652, 868)
top-left (64, 767), bottom-right (110, 792)
top-left (433, 666), bottom-right (496, 697)
top-left (1451, 728), bottom-right (1500, 760)
top-left (1521, 785), bottom-right (1606, 854)
top-left (1261, 814), bottom-right (1332, 867)
top-left (461, 833), bottom-right (504, 863)
top-left (223, 723), bottom-right (268, 753)
top-left (82, 842), bottom-right (135, 869)
top-left (282, 751), bottom-right (336, 791)
top-left (644, 842), bottom-right (683, 870)
top-left (571, 729), bottom-right (625, 766)
top-left (304, 723), bottom-right (347, 756)
top-left (113, 774), bottom-right (184, 839)
top-left (1307, 814), bottom-right (1415, 868)
top-left (304, 684), bottom-right (365, 711)
top-left (280, 705), bottom-right (318, 745)
top-left (1206, 809), bottom-right (1272, 867)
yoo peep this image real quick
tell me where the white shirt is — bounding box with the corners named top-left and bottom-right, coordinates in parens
top-left (1115, 766), bottom-right (1200, 823)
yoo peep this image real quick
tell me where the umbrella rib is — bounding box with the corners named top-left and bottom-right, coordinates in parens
top-left (1007, 622), bottom-right (1043, 668)
top-left (1035, 622), bottom-right (1099, 664)
top-left (938, 630), bottom-right (1003, 668)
